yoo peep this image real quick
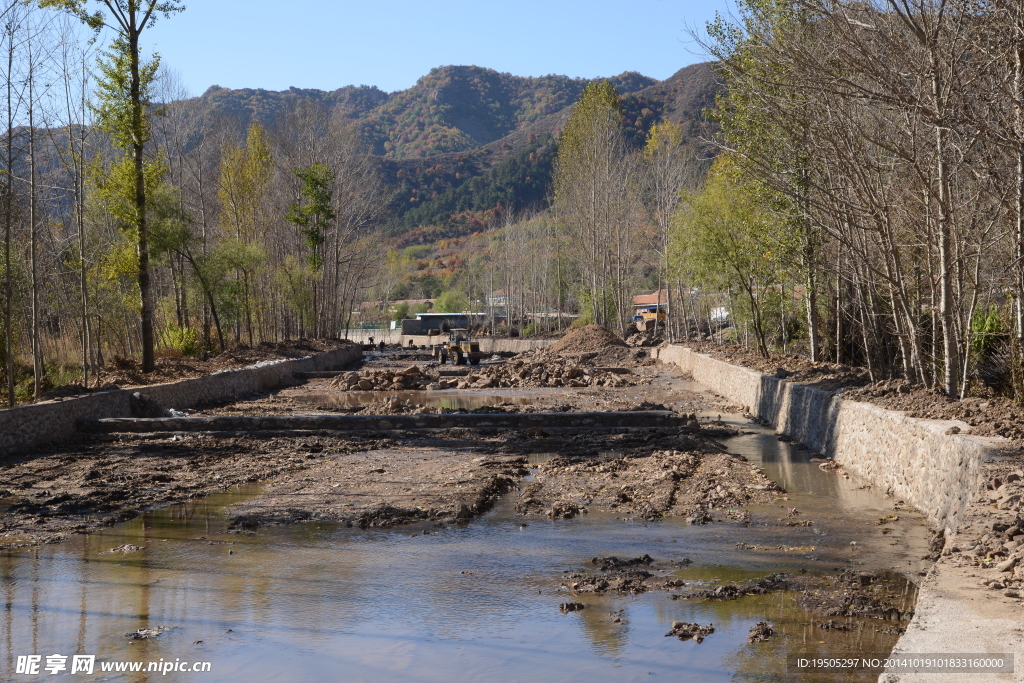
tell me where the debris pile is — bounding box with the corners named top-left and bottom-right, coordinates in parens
top-left (329, 365), bottom-right (433, 391)
top-left (328, 357), bottom-right (645, 392)
top-left (455, 358), bottom-right (642, 389)
top-left (665, 622), bottom-right (715, 643)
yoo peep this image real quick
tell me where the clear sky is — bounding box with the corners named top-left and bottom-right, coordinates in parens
top-left (143, 0), bottom-right (727, 97)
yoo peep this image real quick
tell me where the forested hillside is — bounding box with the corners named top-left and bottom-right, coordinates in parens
top-left (174, 63), bottom-right (720, 236)
top-left (380, 62), bottom-right (719, 230)
top-left (0, 0), bottom-right (720, 405)
top-left (186, 66), bottom-right (659, 159)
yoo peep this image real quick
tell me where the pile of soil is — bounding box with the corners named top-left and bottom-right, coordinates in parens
top-left (545, 324), bottom-right (627, 355)
top-left (561, 554), bottom-right (690, 595)
top-left (515, 446), bottom-right (780, 522)
top-left (60, 339), bottom-right (355, 393)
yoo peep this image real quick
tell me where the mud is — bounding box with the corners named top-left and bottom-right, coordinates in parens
top-left (224, 449), bottom-right (528, 528)
top-left (0, 374), bottom-right (725, 549)
top-left (665, 621), bottom-right (715, 643)
top-left (560, 554), bottom-right (689, 595)
top-left (329, 354), bottom-right (653, 393)
top-left (0, 433), bottom-right (389, 548)
top-left (515, 447), bottom-right (780, 522)
top-left (558, 556), bottom-right (915, 630)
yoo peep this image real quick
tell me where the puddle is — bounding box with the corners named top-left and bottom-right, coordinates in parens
top-left (0, 381), bottom-right (930, 682)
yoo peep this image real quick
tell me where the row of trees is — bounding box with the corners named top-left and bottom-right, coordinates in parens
top-left (673, 0), bottom-right (1024, 399)
top-left (1, 0), bottom-right (392, 403)
top-left (551, 82), bottom-right (702, 334)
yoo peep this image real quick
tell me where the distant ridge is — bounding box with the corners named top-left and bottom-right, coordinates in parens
top-left (170, 62), bottom-right (721, 233)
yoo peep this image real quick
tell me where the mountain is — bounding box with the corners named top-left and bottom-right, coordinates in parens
top-left (359, 66), bottom-right (656, 158)
top-left (176, 62), bottom-right (721, 235)
top-left (381, 62), bottom-right (721, 238)
top-left (190, 65), bottom-right (659, 159)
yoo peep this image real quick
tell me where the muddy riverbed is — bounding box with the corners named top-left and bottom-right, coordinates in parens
top-left (0, 355), bottom-right (933, 682)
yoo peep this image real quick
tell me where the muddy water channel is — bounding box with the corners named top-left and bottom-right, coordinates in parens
top-left (0, 382), bottom-right (931, 683)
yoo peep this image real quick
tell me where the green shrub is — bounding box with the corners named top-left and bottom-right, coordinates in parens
top-left (163, 324), bottom-right (200, 357)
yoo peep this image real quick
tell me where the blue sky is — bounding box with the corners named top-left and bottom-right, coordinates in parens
top-left (144, 0), bottom-right (727, 96)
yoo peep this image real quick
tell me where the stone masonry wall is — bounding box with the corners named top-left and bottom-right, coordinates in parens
top-left (0, 344), bottom-right (363, 456)
top-left (655, 345), bottom-right (1004, 535)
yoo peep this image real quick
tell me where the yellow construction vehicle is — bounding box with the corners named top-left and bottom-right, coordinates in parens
top-left (432, 329), bottom-right (484, 365)
top-left (632, 306), bottom-right (666, 332)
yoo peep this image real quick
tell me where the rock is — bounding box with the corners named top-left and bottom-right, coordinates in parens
top-left (686, 510), bottom-right (712, 525)
top-left (125, 627), bottom-right (167, 639)
top-left (129, 392), bottom-right (163, 418)
top-left (559, 602), bottom-right (585, 612)
top-left (996, 556), bottom-right (1019, 572)
top-left (748, 621), bottom-right (774, 643)
top-left (549, 501), bottom-right (585, 519)
top-left (356, 380), bottom-right (373, 391)
top-left (665, 621), bottom-right (715, 643)
top-left (103, 544), bottom-right (145, 554)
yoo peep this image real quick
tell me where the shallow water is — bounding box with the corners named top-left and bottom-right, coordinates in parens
top-left (0, 382), bottom-right (931, 682)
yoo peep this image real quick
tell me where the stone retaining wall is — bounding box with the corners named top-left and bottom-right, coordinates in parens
top-left (0, 344), bottom-right (363, 455)
top-left (655, 345), bottom-right (1005, 535)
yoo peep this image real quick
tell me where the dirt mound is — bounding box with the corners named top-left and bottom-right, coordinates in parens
top-left (546, 324), bottom-right (627, 356)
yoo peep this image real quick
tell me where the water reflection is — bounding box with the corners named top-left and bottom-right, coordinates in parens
top-left (0, 407), bottom-right (931, 682)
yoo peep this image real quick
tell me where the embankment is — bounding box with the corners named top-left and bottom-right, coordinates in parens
top-left (654, 345), bottom-right (1019, 682)
top-left (0, 343), bottom-right (363, 455)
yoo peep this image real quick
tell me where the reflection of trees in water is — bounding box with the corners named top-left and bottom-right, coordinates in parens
top-left (723, 591), bottom-right (903, 683)
top-left (574, 596), bottom-right (630, 658)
